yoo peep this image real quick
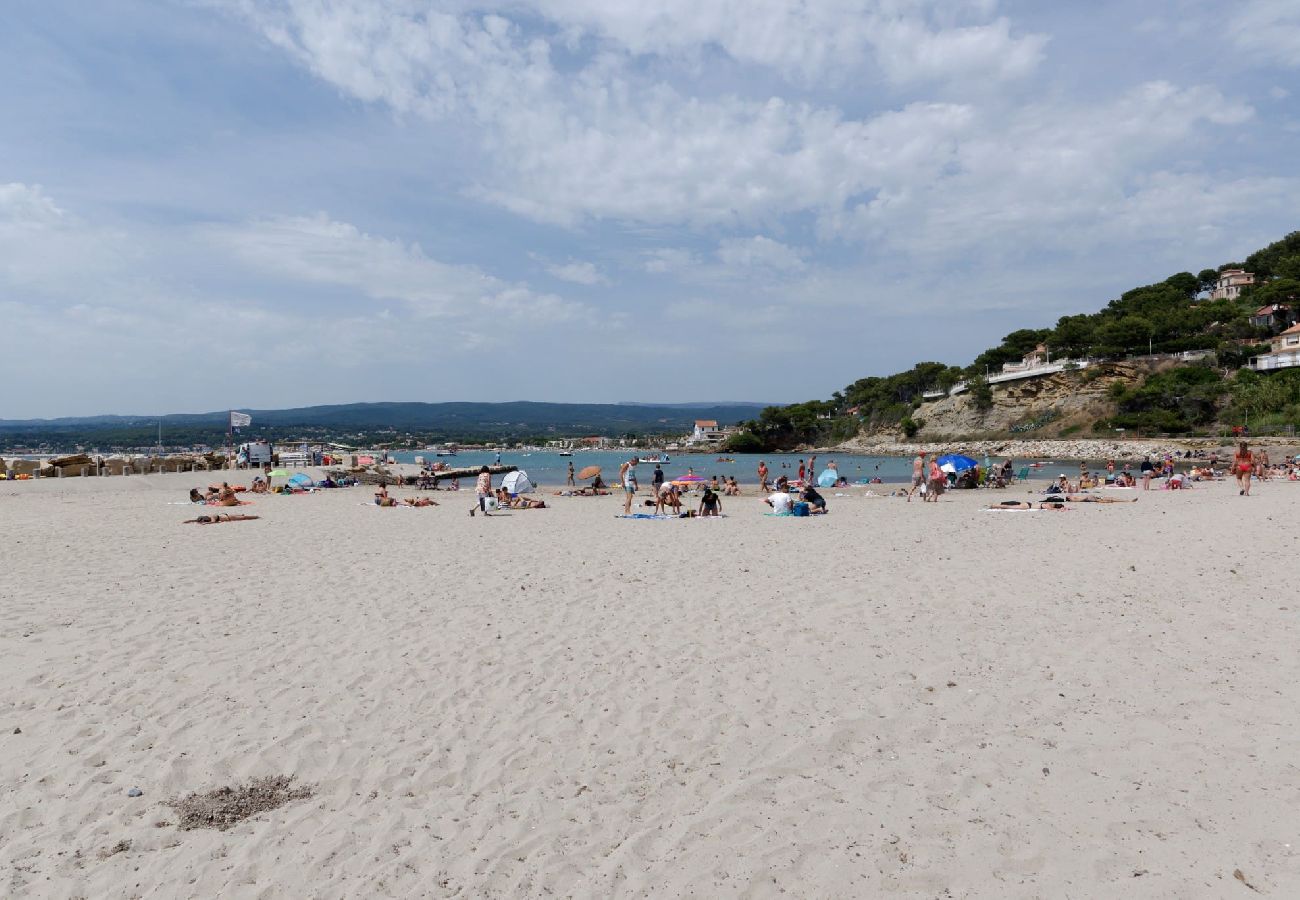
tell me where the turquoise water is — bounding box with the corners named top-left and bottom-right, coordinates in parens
top-left (388, 450), bottom-right (932, 486)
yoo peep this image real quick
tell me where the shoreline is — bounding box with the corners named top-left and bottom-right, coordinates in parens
top-left (830, 435), bottom-right (1300, 461)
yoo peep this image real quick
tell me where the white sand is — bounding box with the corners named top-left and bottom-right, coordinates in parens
top-left (3, 472), bottom-right (1298, 897)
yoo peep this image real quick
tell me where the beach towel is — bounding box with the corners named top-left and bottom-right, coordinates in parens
top-left (616, 513), bottom-right (671, 519)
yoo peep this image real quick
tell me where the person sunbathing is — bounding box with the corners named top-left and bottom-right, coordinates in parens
top-left (986, 500), bottom-right (1067, 511)
top-left (249, 477), bottom-right (269, 494)
top-left (723, 477), bottom-right (741, 496)
top-left (374, 486), bottom-right (397, 507)
top-left (402, 497), bottom-right (438, 507)
top-left (189, 488), bottom-right (205, 503)
top-left (508, 496), bottom-right (546, 509)
top-left (184, 514), bottom-right (260, 524)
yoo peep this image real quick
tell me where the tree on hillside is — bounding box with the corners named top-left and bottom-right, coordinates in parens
top-left (1164, 271), bottom-right (1199, 299)
top-left (1245, 231), bottom-right (1300, 280)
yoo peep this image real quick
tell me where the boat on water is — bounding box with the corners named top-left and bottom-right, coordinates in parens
top-left (715, 457), bottom-right (735, 463)
top-left (435, 450), bottom-right (457, 457)
top-left (638, 454), bottom-right (669, 464)
top-left (558, 450), bottom-right (573, 457)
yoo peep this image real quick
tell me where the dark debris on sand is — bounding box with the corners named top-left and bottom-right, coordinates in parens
top-left (170, 775), bottom-right (313, 831)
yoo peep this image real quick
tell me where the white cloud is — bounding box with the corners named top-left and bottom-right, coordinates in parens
top-left (829, 82), bottom-right (1267, 254)
top-left (205, 213), bottom-right (581, 321)
top-left (641, 247), bottom-right (699, 273)
top-left (0, 182), bottom-right (65, 226)
top-left (542, 258), bottom-right (609, 285)
top-left (522, 0), bottom-right (1046, 84)
top-left (716, 235), bottom-right (805, 271)
top-left (1231, 1), bottom-right (1300, 68)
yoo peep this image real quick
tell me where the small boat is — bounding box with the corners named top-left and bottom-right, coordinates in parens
top-left (558, 451), bottom-right (573, 457)
top-left (435, 450), bottom-right (457, 457)
top-left (715, 457), bottom-right (735, 463)
top-left (638, 455), bottom-right (669, 464)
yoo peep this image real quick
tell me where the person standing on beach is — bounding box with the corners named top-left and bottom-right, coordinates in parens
top-left (566, 461), bottom-right (575, 486)
top-left (470, 465), bottom-right (492, 515)
top-left (652, 464), bottom-right (665, 494)
top-left (1140, 456), bottom-right (1154, 491)
top-left (798, 460), bottom-right (806, 484)
top-left (757, 460), bottom-right (769, 491)
top-left (1234, 442), bottom-right (1254, 496)
top-left (808, 454), bottom-right (818, 484)
top-left (908, 451), bottom-right (926, 502)
top-left (619, 458), bottom-right (639, 515)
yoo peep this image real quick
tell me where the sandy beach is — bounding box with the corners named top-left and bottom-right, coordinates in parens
top-left (3, 471), bottom-right (1299, 897)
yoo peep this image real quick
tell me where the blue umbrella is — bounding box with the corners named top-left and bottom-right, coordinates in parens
top-left (935, 454), bottom-right (978, 472)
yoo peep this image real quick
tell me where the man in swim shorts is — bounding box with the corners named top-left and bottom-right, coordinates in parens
top-left (619, 458), bottom-right (639, 515)
top-left (908, 451), bottom-right (926, 502)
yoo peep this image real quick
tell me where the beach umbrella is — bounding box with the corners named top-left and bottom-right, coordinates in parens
top-left (268, 468), bottom-right (291, 478)
top-left (935, 454), bottom-right (978, 472)
top-left (501, 470), bottom-right (533, 494)
top-left (816, 469), bottom-right (838, 487)
top-left (672, 474), bottom-right (706, 486)
top-left (578, 465), bottom-right (601, 480)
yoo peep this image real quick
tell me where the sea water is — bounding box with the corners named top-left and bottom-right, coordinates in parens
top-left (388, 450), bottom-right (919, 487)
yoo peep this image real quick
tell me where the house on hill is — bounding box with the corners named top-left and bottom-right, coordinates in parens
top-left (1248, 304), bottom-right (1295, 333)
top-left (1251, 323), bottom-right (1300, 371)
top-left (1001, 343), bottom-right (1050, 373)
top-left (686, 419), bottom-right (732, 446)
top-left (1211, 268), bottom-right (1255, 300)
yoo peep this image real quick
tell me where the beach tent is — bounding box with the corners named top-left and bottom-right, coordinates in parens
top-left (287, 472), bottom-right (314, 489)
top-left (501, 470), bottom-right (533, 494)
top-left (816, 468), bottom-right (838, 487)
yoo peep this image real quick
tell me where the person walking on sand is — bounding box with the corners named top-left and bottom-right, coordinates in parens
top-left (470, 465), bottom-right (492, 515)
top-left (619, 457), bottom-right (639, 515)
top-left (1140, 456), bottom-right (1154, 491)
top-left (908, 451), bottom-right (926, 502)
top-left (1234, 441), bottom-right (1254, 496)
top-left (927, 457), bottom-right (945, 502)
top-left (566, 461), bottom-right (575, 486)
top-left (757, 460), bottom-right (769, 491)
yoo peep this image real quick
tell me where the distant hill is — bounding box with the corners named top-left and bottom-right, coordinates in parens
top-left (0, 401), bottom-right (764, 451)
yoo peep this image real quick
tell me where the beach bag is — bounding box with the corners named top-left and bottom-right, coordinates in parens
top-left (792, 501), bottom-right (810, 517)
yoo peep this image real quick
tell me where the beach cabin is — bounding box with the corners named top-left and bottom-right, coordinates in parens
top-left (1251, 323), bottom-right (1300, 371)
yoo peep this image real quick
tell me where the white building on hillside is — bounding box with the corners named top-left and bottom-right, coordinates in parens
top-left (1211, 268), bottom-right (1255, 300)
top-left (1251, 323), bottom-right (1300, 371)
top-left (687, 419), bottom-right (732, 446)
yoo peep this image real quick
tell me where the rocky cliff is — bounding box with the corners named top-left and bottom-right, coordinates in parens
top-left (898, 361), bottom-right (1161, 441)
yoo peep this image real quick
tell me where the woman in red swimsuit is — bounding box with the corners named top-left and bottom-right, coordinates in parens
top-left (1233, 441), bottom-right (1254, 496)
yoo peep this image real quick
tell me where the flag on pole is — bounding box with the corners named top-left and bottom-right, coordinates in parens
top-left (229, 411), bottom-right (252, 430)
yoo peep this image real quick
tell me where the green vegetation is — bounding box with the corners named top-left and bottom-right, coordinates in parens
top-left (1104, 364), bottom-right (1226, 433)
top-left (1225, 368), bottom-right (1300, 426)
top-left (731, 230), bottom-right (1300, 449)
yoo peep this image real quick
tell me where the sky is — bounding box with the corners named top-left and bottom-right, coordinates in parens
top-left (2, 0), bottom-right (1299, 418)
